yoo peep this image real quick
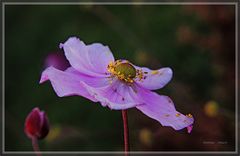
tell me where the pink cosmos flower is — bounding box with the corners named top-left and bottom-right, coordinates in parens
top-left (40, 37), bottom-right (194, 132)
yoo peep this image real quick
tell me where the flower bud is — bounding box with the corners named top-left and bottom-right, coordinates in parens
top-left (24, 107), bottom-right (49, 140)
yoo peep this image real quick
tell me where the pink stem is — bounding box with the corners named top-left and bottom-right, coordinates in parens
top-left (122, 110), bottom-right (129, 156)
top-left (31, 137), bottom-right (41, 156)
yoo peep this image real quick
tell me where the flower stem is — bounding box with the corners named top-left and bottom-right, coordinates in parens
top-left (122, 110), bottom-right (129, 155)
top-left (31, 137), bottom-right (41, 156)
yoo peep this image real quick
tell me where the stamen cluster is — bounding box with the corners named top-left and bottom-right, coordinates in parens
top-left (107, 60), bottom-right (144, 83)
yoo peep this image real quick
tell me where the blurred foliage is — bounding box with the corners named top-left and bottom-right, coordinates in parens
top-left (5, 4), bottom-right (235, 151)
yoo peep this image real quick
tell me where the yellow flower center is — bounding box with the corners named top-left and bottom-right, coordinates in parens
top-left (107, 60), bottom-right (143, 83)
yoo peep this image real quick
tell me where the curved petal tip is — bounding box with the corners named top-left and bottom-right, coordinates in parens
top-left (187, 125), bottom-right (193, 134)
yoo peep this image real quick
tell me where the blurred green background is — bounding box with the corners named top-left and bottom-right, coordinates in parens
top-left (5, 4), bottom-right (236, 151)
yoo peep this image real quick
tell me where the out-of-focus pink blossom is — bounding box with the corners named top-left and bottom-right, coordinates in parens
top-left (44, 51), bottom-right (70, 71)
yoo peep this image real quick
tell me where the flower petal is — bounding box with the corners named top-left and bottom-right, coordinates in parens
top-left (82, 80), bottom-right (141, 110)
top-left (87, 43), bottom-right (115, 74)
top-left (64, 67), bottom-right (110, 88)
top-left (60, 37), bottom-right (114, 77)
top-left (40, 67), bottom-right (140, 109)
top-left (40, 67), bottom-right (109, 101)
top-left (187, 125), bottom-right (193, 133)
top-left (135, 86), bottom-right (194, 131)
top-left (135, 66), bottom-right (173, 90)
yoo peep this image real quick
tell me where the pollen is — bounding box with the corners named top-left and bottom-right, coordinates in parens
top-left (107, 60), bottom-right (147, 83)
top-left (186, 113), bottom-right (193, 118)
top-left (136, 69), bottom-right (144, 81)
top-left (176, 113), bottom-right (181, 117)
top-left (107, 60), bottom-right (137, 83)
top-left (151, 70), bottom-right (159, 75)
